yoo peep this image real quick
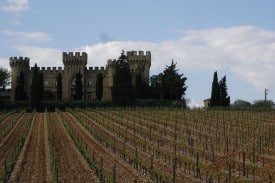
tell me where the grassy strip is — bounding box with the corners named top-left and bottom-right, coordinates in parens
top-left (45, 112), bottom-right (58, 183)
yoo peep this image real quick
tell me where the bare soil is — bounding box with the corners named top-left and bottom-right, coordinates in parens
top-left (9, 113), bottom-right (50, 183)
top-left (0, 113), bottom-right (31, 168)
top-left (48, 112), bottom-right (99, 182)
top-left (63, 111), bottom-right (150, 182)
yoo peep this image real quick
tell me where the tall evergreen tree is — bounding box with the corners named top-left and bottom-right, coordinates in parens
top-left (96, 73), bottom-right (103, 101)
top-left (160, 60), bottom-right (187, 100)
top-left (15, 71), bottom-right (26, 100)
top-left (56, 73), bottom-right (62, 100)
top-left (112, 51), bottom-right (135, 106)
top-left (31, 64), bottom-right (44, 109)
top-left (210, 71), bottom-right (220, 106)
top-left (219, 76), bottom-right (230, 106)
top-left (38, 72), bottom-right (44, 101)
top-left (75, 72), bottom-right (83, 100)
top-left (210, 71), bottom-right (230, 107)
top-left (135, 73), bottom-right (149, 99)
top-left (150, 74), bottom-right (162, 99)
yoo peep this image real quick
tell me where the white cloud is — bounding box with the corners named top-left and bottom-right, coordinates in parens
top-left (0, 0), bottom-right (29, 12)
top-left (79, 26), bottom-right (275, 93)
top-left (0, 58), bottom-right (9, 70)
top-left (13, 45), bottom-right (61, 67)
top-left (3, 30), bottom-right (52, 42)
top-left (187, 99), bottom-right (204, 108)
top-left (4, 26), bottom-right (275, 96)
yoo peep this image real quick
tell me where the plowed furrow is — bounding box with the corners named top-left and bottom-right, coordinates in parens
top-left (48, 112), bottom-right (99, 183)
top-left (0, 113), bottom-right (31, 167)
top-left (11, 113), bottom-right (49, 183)
top-left (63, 112), bottom-right (149, 182)
top-left (0, 113), bottom-right (13, 131)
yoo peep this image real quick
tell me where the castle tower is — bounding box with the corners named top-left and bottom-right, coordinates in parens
top-left (62, 52), bottom-right (87, 100)
top-left (9, 57), bottom-right (30, 102)
top-left (127, 51), bottom-right (151, 85)
top-left (104, 59), bottom-right (116, 100)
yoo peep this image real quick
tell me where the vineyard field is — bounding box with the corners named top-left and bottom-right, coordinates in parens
top-left (0, 108), bottom-right (274, 182)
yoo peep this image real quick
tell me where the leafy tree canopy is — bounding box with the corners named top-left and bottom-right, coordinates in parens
top-left (0, 68), bottom-right (10, 89)
top-left (160, 60), bottom-right (187, 101)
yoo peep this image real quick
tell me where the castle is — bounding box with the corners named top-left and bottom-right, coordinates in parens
top-left (9, 51), bottom-right (151, 102)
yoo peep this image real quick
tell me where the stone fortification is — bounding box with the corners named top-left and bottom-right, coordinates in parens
top-left (9, 51), bottom-right (151, 102)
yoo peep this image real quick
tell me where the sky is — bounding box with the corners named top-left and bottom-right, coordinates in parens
top-left (0, 0), bottom-right (275, 107)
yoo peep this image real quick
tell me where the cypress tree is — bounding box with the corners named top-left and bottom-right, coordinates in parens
top-left (31, 64), bottom-right (43, 109)
top-left (15, 71), bottom-right (26, 100)
top-left (112, 51), bottom-right (135, 106)
top-left (135, 73), bottom-right (146, 99)
top-left (75, 72), bottom-right (83, 100)
top-left (96, 73), bottom-right (103, 101)
top-left (210, 71), bottom-right (220, 106)
top-left (56, 73), bottom-right (62, 100)
top-left (219, 76), bottom-right (230, 106)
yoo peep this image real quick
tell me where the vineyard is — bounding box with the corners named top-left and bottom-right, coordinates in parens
top-left (0, 108), bottom-right (274, 182)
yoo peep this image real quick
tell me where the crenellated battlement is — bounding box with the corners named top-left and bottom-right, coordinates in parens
top-left (127, 51), bottom-right (151, 57)
top-left (30, 66), bottom-right (63, 72)
top-left (63, 52), bottom-right (87, 67)
top-left (106, 59), bottom-right (117, 67)
top-left (127, 51), bottom-right (151, 66)
top-left (87, 66), bottom-right (105, 71)
top-left (9, 50), bottom-right (151, 102)
top-left (9, 56), bottom-right (30, 68)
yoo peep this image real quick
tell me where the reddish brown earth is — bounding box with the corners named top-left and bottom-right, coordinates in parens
top-left (0, 113), bottom-right (31, 169)
top-left (48, 112), bottom-right (99, 182)
top-left (0, 113), bottom-right (17, 142)
top-left (9, 113), bottom-right (50, 183)
top-left (76, 111), bottom-right (198, 182)
top-left (62, 112), bottom-right (150, 182)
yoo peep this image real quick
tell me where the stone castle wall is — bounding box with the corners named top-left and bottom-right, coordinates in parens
top-left (9, 51), bottom-right (151, 102)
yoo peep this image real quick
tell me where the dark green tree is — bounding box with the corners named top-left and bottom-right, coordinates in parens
top-left (150, 74), bottom-right (162, 99)
top-left (135, 73), bottom-right (149, 99)
top-left (75, 72), bottom-right (83, 100)
top-left (96, 73), bottom-right (103, 101)
top-left (219, 75), bottom-right (230, 106)
top-left (15, 71), bottom-right (27, 100)
top-left (210, 71), bottom-right (230, 107)
top-left (0, 68), bottom-right (10, 89)
top-left (31, 64), bottom-right (44, 109)
top-left (160, 60), bottom-right (187, 100)
top-left (56, 73), bottom-right (62, 100)
top-left (112, 51), bottom-right (135, 106)
top-left (210, 71), bottom-right (220, 106)
top-left (39, 72), bottom-right (44, 102)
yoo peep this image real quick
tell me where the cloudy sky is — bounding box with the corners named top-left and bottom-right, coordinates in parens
top-left (1, 0), bottom-right (275, 107)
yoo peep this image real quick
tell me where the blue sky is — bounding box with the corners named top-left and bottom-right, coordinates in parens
top-left (1, 0), bottom-right (275, 107)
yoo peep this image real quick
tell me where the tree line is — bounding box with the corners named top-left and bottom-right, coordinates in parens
top-left (111, 52), bottom-right (187, 106)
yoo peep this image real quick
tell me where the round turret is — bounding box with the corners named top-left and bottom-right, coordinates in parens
top-left (126, 51), bottom-right (151, 85)
top-left (9, 57), bottom-right (30, 102)
top-left (63, 52), bottom-right (87, 67)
